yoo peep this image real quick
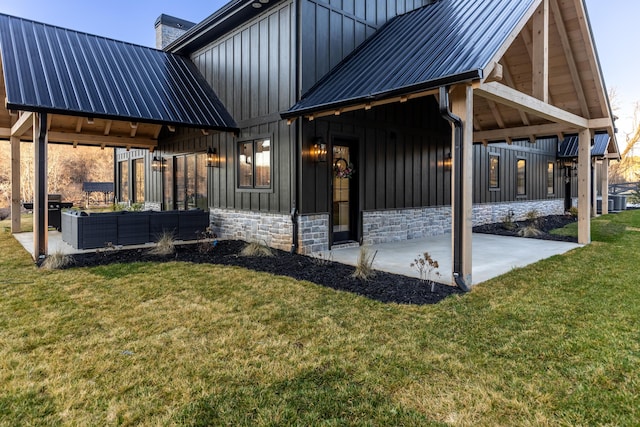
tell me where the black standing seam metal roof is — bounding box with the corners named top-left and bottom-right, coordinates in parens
top-left (0, 13), bottom-right (238, 133)
top-left (558, 133), bottom-right (611, 159)
top-left (282, 0), bottom-right (537, 119)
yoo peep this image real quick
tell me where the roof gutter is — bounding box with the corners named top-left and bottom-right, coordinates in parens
top-left (439, 85), bottom-right (471, 293)
top-left (281, 70), bottom-right (481, 120)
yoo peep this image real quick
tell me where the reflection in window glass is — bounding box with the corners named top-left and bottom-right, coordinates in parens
top-left (517, 159), bottom-right (526, 195)
top-left (238, 142), bottom-right (253, 188)
top-left (196, 154), bottom-right (208, 210)
top-left (489, 155), bottom-right (499, 188)
top-left (547, 162), bottom-right (555, 195)
top-left (119, 161), bottom-right (129, 202)
top-left (255, 139), bottom-right (271, 188)
top-left (164, 157), bottom-right (174, 210)
top-left (133, 159), bottom-right (145, 203)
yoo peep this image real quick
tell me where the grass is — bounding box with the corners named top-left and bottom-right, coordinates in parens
top-left (0, 212), bottom-right (639, 425)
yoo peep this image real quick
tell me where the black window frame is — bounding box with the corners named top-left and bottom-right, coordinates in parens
top-left (236, 136), bottom-right (273, 192)
top-left (547, 161), bottom-right (555, 195)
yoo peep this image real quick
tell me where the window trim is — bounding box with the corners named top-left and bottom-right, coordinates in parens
top-left (489, 153), bottom-right (500, 191)
top-left (236, 134), bottom-right (273, 193)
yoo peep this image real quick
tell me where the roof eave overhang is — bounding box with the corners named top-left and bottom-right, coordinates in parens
top-left (5, 103), bottom-right (240, 135)
top-left (281, 70), bottom-right (483, 120)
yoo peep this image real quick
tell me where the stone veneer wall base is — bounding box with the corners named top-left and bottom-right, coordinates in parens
top-left (211, 199), bottom-right (565, 254)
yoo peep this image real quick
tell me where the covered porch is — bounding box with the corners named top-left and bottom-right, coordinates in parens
top-left (0, 13), bottom-right (238, 259)
top-left (283, 0), bottom-right (619, 290)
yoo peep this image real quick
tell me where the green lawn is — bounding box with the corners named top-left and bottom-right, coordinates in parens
top-left (0, 212), bottom-right (639, 426)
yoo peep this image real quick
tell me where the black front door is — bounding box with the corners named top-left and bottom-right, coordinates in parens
top-left (332, 139), bottom-right (358, 243)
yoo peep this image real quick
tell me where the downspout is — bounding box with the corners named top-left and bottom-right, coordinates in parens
top-left (290, 0), bottom-right (302, 253)
top-left (439, 86), bottom-right (471, 292)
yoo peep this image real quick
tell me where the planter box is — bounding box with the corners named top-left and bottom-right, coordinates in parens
top-left (62, 209), bottom-right (209, 249)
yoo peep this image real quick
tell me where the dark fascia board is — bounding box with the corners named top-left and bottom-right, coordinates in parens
top-left (165, 0), bottom-right (282, 54)
top-left (6, 103), bottom-right (240, 134)
top-left (280, 70), bottom-right (483, 120)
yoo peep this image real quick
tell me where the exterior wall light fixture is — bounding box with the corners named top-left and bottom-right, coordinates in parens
top-left (311, 137), bottom-right (327, 162)
top-left (443, 152), bottom-right (452, 172)
top-left (152, 156), bottom-right (164, 172)
top-left (206, 147), bottom-right (220, 168)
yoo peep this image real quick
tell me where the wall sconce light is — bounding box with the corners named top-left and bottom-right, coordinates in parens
top-left (152, 156), bottom-right (164, 172)
top-left (206, 146), bottom-right (219, 168)
top-left (443, 152), bottom-right (452, 172)
top-left (311, 137), bottom-right (327, 162)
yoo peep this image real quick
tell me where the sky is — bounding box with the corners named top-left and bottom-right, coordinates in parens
top-left (1, 0), bottom-right (638, 146)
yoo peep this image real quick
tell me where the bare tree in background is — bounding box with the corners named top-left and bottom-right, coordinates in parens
top-left (0, 142), bottom-right (114, 208)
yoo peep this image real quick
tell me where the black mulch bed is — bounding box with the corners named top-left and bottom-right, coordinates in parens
top-left (472, 214), bottom-right (578, 243)
top-left (65, 240), bottom-right (463, 305)
top-left (58, 215), bottom-right (574, 306)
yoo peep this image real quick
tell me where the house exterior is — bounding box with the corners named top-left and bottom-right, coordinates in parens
top-left (115, 0), bottom-right (617, 260)
top-left (1, 0), bottom-right (618, 289)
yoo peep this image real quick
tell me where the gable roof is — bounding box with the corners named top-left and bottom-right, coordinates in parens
top-left (0, 13), bottom-right (238, 133)
top-left (283, 0), bottom-right (536, 119)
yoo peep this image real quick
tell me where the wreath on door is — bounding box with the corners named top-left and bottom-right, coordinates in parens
top-left (333, 158), bottom-right (355, 179)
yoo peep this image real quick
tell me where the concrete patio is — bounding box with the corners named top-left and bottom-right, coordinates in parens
top-left (320, 234), bottom-right (581, 285)
top-left (13, 231), bottom-right (581, 285)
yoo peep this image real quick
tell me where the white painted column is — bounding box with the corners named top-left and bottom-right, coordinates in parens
top-left (10, 136), bottom-right (21, 233)
top-left (578, 128), bottom-right (591, 244)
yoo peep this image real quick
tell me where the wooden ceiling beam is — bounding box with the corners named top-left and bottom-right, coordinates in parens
top-left (532, 0), bottom-right (549, 103)
top-left (550, 0), bottom-right (590, 119)
top-left (103, 120), bottom-right (112, 136)
top-left (474, 122), bottom-right (578, 142)
top-left (47, 131), bottom-right (156, 149)
top-left (487, 100), bottom-right (506, 129)
top-left (11, 111), bottom-right (34, 137)
top-left (476, 82), bottom-right (588, 128)
top-left (571, 0), bottom-right (609, 118)
top-left (75, 116), bottom-right (83, 133)
top-left (500, 58), bottom-right (530, 126)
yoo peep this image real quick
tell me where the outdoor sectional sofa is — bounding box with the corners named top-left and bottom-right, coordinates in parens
top-left (61, 209), bottom-right (209, 249)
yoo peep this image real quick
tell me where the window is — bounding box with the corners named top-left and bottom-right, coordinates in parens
top-left (489, 155), bottom-right (500, 189)
top-left (517, 159), bottom-right (526, 196)
top-left (238, 138), bottom-right (271, 189)
top-left (119, 161), bottom-right (129, 202)
top-left (547, 162), bottom-right (555, 195)
top-left (133, 158), bottom-right (145, 203)
top-left (170, 154), bottom-right (208, 210)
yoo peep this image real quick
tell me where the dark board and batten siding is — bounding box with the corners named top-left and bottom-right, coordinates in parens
top-left (155, 1), bottom-right (298, 215)
top-left (301, 96), bottom-right (453, 214)
top-left (300, 0), bottom-right (434, 92)
top-left (473, 138), bottom-right (563, 204)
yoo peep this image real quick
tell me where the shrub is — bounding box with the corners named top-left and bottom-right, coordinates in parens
top-left (351, 246), bottom-right (377, 281)
top-left (149, 231), bottom-right (175, 256)
top-left (518, 226), bottom-right (543, 238)
top-left (40, 251), bottom-right (73, 270)
top-left (525, 209), bottom-right (539, 222)
top-left (502, 210), bottom-right (516, 231)
top-left (241, 241), bottom-right (274, 257)
top-left (410, 252), bottom-right (441, 292)
top-left (568, 206), bottom-right (578, 218)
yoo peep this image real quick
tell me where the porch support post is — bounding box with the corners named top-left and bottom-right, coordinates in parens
top-left (10, 136), bottom-right (21, 233)
top-left (450, 85), bottom-right (474, 289)
top-left (592, 159), bottom-right (598, 217)
top-left (33, 113), bottom-right (49, 259)
top-left (577, 128), bottom-right (591, 244)
top-left (602, 159), bottom-right (609, 215)
top-left (532, 0), bottom-right (549, 103)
